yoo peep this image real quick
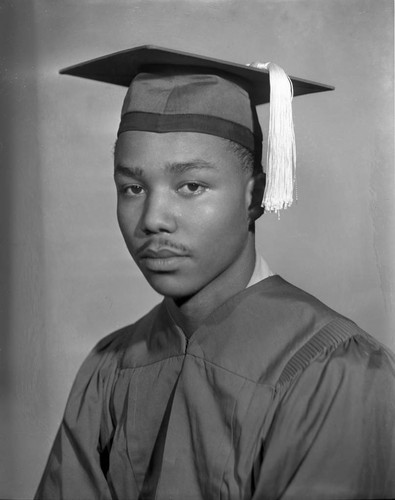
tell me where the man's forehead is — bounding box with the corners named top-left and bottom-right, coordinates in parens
top-left (114, 160), bottom-right (217, 178)
top-left (115, 130), bottom-right (232, 156)
top-left (114, 131), bottom-right (243, 177)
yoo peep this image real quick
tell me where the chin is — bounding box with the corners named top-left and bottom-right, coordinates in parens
top-left (144, 272), bottom-right (204, 299)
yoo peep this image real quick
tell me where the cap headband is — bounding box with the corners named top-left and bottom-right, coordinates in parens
top-left (117, 111), bottom-right (261, 152)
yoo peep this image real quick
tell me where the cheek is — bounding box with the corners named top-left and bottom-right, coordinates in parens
top-left (116, 202), bottom-right (140, 247)
top-left (191, 195), bottom-right (249, 253)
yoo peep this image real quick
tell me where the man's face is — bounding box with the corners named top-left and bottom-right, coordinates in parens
top-left (114, 131), bottom-right (254, 299)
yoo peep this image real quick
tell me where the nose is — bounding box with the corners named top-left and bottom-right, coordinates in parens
top-left (140, 190), bottom-right (177, 234)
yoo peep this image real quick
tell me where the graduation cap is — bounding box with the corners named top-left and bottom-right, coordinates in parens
top-left (60, 45), bottom-right (334, 213)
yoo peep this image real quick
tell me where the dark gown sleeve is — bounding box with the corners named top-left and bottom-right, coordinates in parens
top-left (252, 327), bottom-right (395, 500)
top-left (35, 333), bottom-right (121, 500)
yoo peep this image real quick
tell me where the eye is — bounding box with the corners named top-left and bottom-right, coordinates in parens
top-left (178, 182), bottom-right (207, 196)
top-left (122, 184), bottom-right (145, 196)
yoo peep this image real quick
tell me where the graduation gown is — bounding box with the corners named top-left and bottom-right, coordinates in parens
top-left (35, 276), bottom-right (395, 499)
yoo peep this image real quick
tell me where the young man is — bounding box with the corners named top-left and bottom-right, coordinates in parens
top-left (36, 47), bottom-right (395, 499)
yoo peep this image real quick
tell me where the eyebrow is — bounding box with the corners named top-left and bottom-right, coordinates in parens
top-left (114, 160), bottom-right (216, 179)
top-left (114, 165), bottom-right (144, 179)
top-left (165, 160), bottom-right (216, 174)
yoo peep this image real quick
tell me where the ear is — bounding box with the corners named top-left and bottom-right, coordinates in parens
top-left (247, 173), bottom-right (265, 223)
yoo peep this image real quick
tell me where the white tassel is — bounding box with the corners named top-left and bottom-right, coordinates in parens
top-left (248, 61), bottom-right (296, 213)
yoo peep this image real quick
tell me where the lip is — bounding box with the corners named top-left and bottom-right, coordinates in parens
top-left (138, 247), bottom-right (188, 272)
top-left (141, 248), bottom-right (187, 259)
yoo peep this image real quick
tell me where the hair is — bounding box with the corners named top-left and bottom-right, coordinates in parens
top-left (224, 139), bottom-right (265, 227)
top-left (224, 139), bottom-right (255, 175)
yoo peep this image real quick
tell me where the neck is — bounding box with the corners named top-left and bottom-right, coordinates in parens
top-left (165, 236), bottom-right (256, 337)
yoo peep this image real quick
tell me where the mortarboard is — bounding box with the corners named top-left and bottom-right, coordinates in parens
top-left (60, 45), bottom-right (334, 213)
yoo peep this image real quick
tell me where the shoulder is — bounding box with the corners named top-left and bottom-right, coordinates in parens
top-left (249, 277), bottom-right (395, 387)
top-left (275, 314), bottom-right (395, 400)
top-left (72, 303), bottom-right (162, 385)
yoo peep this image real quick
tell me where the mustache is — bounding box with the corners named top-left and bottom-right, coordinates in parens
top-left (135, 238), bottom-right (189, 256)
